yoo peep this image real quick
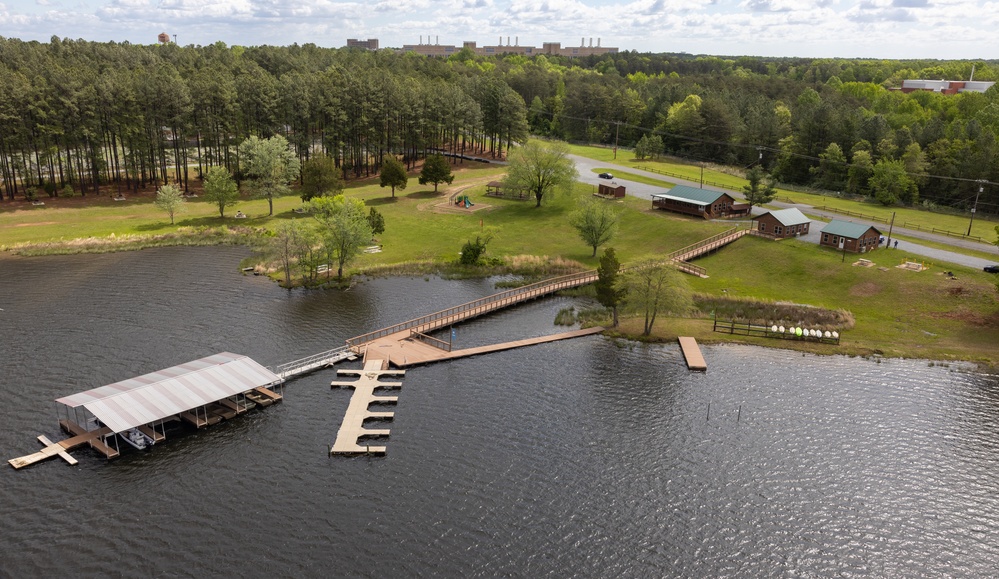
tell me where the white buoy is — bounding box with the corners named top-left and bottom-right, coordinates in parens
top-left (779, 325), bottom-right (785, 333)
top-left (771, 325), bottom-right (778, 332)
top-left (824, 330), bottom-right (831, 338)
top-left (832, 331), bottom-right (839, 339)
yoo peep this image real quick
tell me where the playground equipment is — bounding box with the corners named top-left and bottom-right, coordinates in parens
top-left (454, 195), bottom-right (474, 208)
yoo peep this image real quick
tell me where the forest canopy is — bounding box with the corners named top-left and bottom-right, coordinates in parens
top-left (0, 37), bottom-right (996, 216)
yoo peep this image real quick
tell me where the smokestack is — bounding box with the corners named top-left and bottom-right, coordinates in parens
top-left (581, 37), bottom-right (584, 47)
top-left (436, 35), bottom-right (439, 45)
top-left (420, 35), bottom-right (422, 45)
top-left (507, 36), bottom-right (510, 46)
top-left (589, 37), bottom-right (593, 47)
top-left (515, 36), bottom-right (518, 46)
top-left (499, 36), bottom-right (502, 45)
top-left (598, 38), bottom-right (601, 47)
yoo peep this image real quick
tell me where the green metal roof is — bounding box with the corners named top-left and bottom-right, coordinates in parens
top-left (757, 208), bottom-right (810, 227)
top-left (820, 219), bottom-right (880, 239)
top-left (661, 185), bottom-right (729, 205)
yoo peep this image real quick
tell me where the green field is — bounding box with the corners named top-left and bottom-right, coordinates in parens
top-left (2, 151), bottom-right (997, 364)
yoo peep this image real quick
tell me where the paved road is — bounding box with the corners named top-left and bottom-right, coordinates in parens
top-left (570, 154), bottom-right (999, 270)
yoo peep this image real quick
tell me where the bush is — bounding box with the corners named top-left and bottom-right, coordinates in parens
top-left (458, 235), bottom-right (490, 265)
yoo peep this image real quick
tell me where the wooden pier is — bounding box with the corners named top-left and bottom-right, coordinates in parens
top-left (8, 421), bottom-right (117, 469)
top-left (678, 337), bottom-right (707, 371)
top-left (330, 359), bottom-right (404, 455)
top-left (362, 327), bottom-right (605, 368)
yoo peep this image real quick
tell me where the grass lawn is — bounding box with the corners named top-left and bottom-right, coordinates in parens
top-left (3, 150), bottom-right (998, 364)
top-left (679, 236), bottom-right (999, 363)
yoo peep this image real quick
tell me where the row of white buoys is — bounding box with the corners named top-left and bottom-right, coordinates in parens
top-left (770, 325), bottom-right (839, 339)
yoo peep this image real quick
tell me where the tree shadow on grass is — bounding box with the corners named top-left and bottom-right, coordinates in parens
top-left (365, 196), bottom-right (401, 206)
top-left (404, 189), bottom-right (441, 200)
top-left (134, 215), bottom-right (229, 231)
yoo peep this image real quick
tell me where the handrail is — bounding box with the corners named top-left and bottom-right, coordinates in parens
top-left (346, 270), bottom-right (599, 348)
top-left (410, 330), bottom-right (452, 352)
top-left (665, 226), bottom-right (746, 262)
top-left (271, 346), bottom-right (351, 376)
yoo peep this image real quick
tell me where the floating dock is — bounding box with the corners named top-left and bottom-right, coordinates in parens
top-left (678, 337), bottom-right (707, 371)
top-left (330, 359), bottom-right (404, 455)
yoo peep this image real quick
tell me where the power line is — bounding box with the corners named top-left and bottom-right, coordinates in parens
top-left (537, 110), bottom-right (998, 190)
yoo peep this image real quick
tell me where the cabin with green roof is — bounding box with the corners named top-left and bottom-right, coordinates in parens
top-left (651, 185), bottom-right (749, 219)
top-left (753, 208), bottom-right (811, 238)
top-left (819, 219), bottom-right (881, 253)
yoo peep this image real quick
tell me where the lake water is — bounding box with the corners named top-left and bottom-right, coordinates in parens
top-left (1, 247), bottom-right (998, 577)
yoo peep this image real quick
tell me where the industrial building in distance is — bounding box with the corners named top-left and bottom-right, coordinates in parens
top-left (347, 36), bottom-right (617, 57)
top-left (896, 79), bottom-right (995, 94)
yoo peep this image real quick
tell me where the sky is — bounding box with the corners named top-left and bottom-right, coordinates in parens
top-left (1, 0), bottom-right (997, 60)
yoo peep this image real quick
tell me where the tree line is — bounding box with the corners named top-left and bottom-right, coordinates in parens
top-left (508, 51), bottom-right (999, 213)
top-left (0, 37), bottom-right (528, 201)
top-left (2, 36), bottom-right (998, 215)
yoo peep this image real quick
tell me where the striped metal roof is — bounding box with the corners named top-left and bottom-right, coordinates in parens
top-left (655, 185), bottom-right (729, 205)
top-left (820, 219), bottom-right (880, 239)
top-left (757, 208), bottom-right (810, 227)
top-left (56, 353), bottom-right (281, 434)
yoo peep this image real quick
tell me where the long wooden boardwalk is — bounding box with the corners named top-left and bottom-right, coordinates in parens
top-left (362, 327), bottom-right (605, 368)
top-left (346, 270), bottom-right (598, 360)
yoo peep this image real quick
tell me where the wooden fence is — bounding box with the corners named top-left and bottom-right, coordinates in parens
top-left (712, 319), bottom-right (841, 345)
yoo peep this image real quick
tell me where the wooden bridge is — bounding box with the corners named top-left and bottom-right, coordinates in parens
top-left (345, 270), bottom-right (599, 360)
top-left (663, 225), bottom-right (755, 277)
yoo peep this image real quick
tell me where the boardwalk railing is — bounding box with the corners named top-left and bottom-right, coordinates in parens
top-left (271, 346), bottom-right (354, 379)
top-left (665, 226), bottom-right (750, 262)
top-left (410, 330), bottom-right (452, 352)
top-left (346, 270), bottom-right (598, 349)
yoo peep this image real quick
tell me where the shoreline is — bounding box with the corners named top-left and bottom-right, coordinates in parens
top-left (4, 235), bottom-right (995, 368)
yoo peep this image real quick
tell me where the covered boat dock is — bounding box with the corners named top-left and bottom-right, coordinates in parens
top-left (9, 352), bottom-right (284, 469)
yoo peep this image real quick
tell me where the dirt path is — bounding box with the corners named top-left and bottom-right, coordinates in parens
top-left (420, 177), bottom-right (496, 214)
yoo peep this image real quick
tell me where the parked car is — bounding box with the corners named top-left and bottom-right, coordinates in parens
top-left (598, 172), bottom-right (613, 179)
top-left (984, 265), bottom-right (999, 273)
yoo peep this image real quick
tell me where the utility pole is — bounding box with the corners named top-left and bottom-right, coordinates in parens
top-left (613, 121), bottom-right (620, 160)
top-left (886, 211), bottom-right (895, 248)
top-left (700, 164), bottom-right (704, 189)
top-left (968, 180), bottom-right (985, 236)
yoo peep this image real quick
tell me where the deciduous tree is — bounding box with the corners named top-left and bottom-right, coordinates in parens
top-left (622, 259), bottom-right (693, 336)
top-left (155, 184), bottom-right (186, 225)
top-left (300, 153), bottom-right (343, 201)
top-left (379, 155), bottom-right (408, 198)
top-left (870, 158), bottom-right (918, 206)
top-left (238, 135), bottom-right (300, 216)
top-left (418, 154), bottom-right (454, 193)
top-left (310, 194), bottom-right (372, 280)
top-left (503, 140), bottom-right (578, 208)
top-left (570, 199), bottom-right (618, 257)
top-left (202, 165), bottom-right (239, 218)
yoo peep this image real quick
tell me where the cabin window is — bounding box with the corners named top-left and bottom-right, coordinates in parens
top-left (759, 222), bottom-right (766, 232)
top-left (775, 226), bottom-right (783, 236)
